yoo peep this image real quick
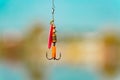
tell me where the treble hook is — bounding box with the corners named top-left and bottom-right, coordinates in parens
top-left (46, 52), bottom-right (61, 60)
top-left (46, 46), bottom-right (61, 60)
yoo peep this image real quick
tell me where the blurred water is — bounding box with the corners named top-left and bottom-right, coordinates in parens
top-left (47, 65), bottom-right (100, 80)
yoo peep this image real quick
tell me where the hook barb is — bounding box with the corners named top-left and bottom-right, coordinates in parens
top-left (55, 52), bottom-right (61, 60)
top-left (46, 52), bottom-right (53, 60)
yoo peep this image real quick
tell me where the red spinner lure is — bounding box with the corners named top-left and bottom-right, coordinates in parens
top-left (46, 0), bottom-right (61, 60)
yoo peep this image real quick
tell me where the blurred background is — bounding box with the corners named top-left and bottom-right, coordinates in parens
top-left (0, 0), bottom-right (120, 80)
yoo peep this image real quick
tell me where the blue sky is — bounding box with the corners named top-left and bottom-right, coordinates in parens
top-left (0, 0), bottom-right (120, 33)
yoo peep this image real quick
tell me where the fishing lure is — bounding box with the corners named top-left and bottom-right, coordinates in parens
top-left (46, 0), bottom-right (61, 60)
